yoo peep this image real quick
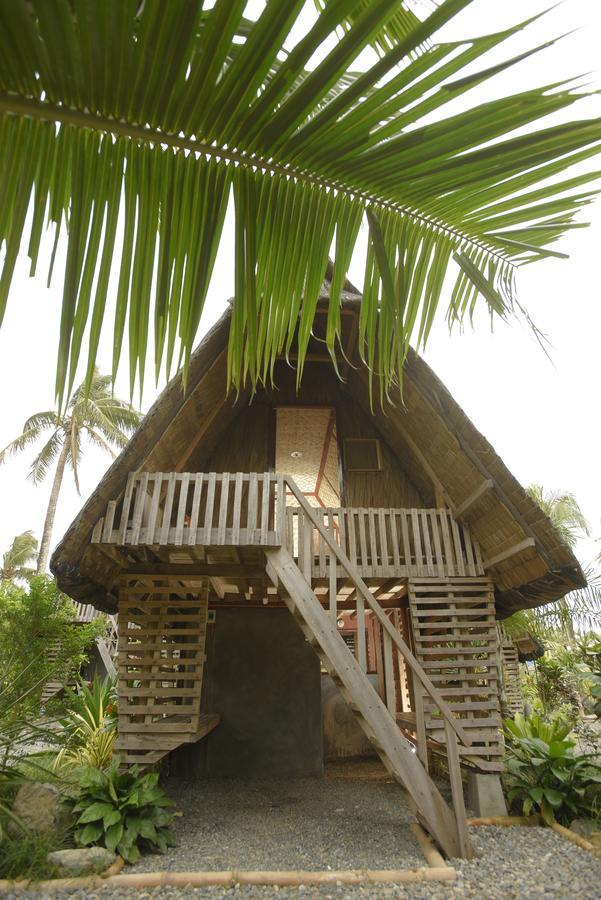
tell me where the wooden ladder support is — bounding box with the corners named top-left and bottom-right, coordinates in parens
top-left (265, 546), bottom-right (474, 860)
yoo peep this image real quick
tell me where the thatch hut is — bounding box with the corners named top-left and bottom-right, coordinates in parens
top-left (51, 279), bottom-right (583, 859)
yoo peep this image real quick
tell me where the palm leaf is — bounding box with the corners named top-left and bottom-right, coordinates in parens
top-left (0, 0), bottom-right (600, 404)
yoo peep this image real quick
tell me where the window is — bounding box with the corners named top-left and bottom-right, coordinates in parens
top-left (343, 438), bottom-right (381, 472)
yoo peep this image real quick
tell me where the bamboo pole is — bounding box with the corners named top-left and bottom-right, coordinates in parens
top-left (0, 866), bottom-right (456, 892)
top-left (467, 815), bottom-right (540, 827)
top-left (409, 822), bottom-right (449, 869)
top-left (550, 822), bottom-right (596, 853)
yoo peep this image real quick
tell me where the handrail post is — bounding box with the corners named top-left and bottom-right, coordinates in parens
top-left (444, 718), bottom-right (472, 858)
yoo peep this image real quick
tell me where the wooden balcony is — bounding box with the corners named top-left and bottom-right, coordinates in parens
top-left (92, 472), bottom-right (484, 580)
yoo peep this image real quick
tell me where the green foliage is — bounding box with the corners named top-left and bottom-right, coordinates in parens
top-left (0, 824), bottom-right (67, 881)
top-left (0, 532), bottom-right (38, 584)
top-left (0, 578), bottom-right (103, 718)
top-left (504, 712), bottom-right (573, 745)
top-left (504, 729), bottom-right (601, 825)
top-left (0, 3), bottom-right (600, 402)
top-left (69, 759), bottom-right (174, 863)
top-left (576, 637), bottom-right (601, 719)
top-left (525, 485), bottom-right (590, 551)
top-left (54, 676), bottom-right (118, 772)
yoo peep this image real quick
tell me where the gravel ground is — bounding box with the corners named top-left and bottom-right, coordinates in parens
top-left (5, 771), bottom-right (601, 900)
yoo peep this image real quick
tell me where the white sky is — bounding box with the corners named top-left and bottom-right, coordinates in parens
top-left (0, 0), bottom-right (600, 573)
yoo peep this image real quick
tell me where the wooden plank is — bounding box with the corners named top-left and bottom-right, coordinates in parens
top-left (175, 472), bottom-right (190, 546)
top-left (356, 590), bottom-right (367, 672)
top-left (358, 510), bottom-right (369, 575)
top-left (378, 509), bottom-right (389, 571)
top-left (203, 473), bottom-right (217, 543)
top-left (455, 480), bottom-right (494, 518)
top-left (482, 538), bottom-right (536, 570)
top-left (232, 472), bottom-right (243, 544)
top-left (248, 472), bottom-right (258, 538)
top-left (383, 629), bottom-right (396, 717)
top-left (450, 517), bottom-right (466, 578)
top-left (188, 474), bottom-right (204, 545)
top-left (390, 511), bottom-right (402, 569)
top-left (368, 510), bottom-right (378, 575)
top-left (146, 474), bottom-right (163, 544)
top-left (102, 501), bottom-right (117, 542)
top-left (445, 720), bottom-right (471, 859)
top-left (260, 473), bottom-right (270, 544)
top-left (159, 473), bottom-right (177, 545)
top-left (217, 473), bottom-right (230, 544)
top-left (118, 473), bottom-right (136, 543)
top-left (439, 513), bottom-right (455, 577)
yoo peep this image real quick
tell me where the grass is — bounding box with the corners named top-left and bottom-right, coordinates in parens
top-left (0, 824), bottom-right (70, 881)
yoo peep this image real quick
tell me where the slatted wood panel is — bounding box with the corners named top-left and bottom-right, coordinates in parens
top-left (93, 472), bottom-right (284, 548)
top-left (499, 632), bottom-right (524, 718)
top-left (408, 578), bottom-right (503, 772)
top-left (286, 506), bottom-right (484, 579)
top-left (115, 575), bottom-right (210, 766)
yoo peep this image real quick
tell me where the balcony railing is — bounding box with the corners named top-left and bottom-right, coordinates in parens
top-left (92, 471), bottom-right (484, 578)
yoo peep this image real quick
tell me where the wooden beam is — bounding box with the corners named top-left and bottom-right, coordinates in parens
top-left (126, 563), bottom-right (266, 577)
top-left (482, 538), bottom-right (536, 570)
top-left (455, 480), bottom-right (494, 518)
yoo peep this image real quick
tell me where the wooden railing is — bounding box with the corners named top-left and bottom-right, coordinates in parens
top-left (92, 471), bottom-right (284, 547)
top-left (287, 505), bottom-right (484, 578)
top-left (92, 471), bottom-right (483, 579)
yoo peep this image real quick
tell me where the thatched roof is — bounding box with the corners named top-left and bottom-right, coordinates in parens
top-left (51, 280), bottom-right (585, 618)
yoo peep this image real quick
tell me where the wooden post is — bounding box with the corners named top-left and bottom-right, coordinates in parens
top-left (444, 719), bottom-right (472, 859)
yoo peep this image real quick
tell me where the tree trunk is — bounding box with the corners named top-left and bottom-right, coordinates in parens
top-left (37, 440), bottom-right (70, 575)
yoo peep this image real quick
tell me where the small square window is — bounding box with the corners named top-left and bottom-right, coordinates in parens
top-left (344, 438), bottom-right (382, 472)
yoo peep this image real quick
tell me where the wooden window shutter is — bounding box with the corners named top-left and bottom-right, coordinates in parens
top-left (343, 438), bottom-right (382, 472)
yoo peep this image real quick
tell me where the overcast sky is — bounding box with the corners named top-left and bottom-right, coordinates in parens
top-left (0, 0), bottom-right (600, 573)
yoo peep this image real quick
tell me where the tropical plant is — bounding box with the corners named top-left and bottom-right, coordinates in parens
top-left (0, 577), bottom-right (104, 717)
top-left (504, 712), bottom-right (573, 746)
top-left (0, 2), bottom-right (600, 405)
top-left (54, 676), bottom-right (118, 772)
top-left (69, 759), bottom-right (174, 863)
top-left (0, 532), bottom-right (38, 583)
top-left (0, 371), bottom-right (141, 573)
top-left (504, 733), bottom-right (601, 825)
top-left (576, 637), bottom-right (601, 719)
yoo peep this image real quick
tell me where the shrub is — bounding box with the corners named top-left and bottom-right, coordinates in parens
top-left (0, 578), bottom-right (104, 717)
top-left (504, 728), bottom-right (601, 825)
top-left (504, 712), bottom-right (573, 745)
top-left (69, 758), bottom-right (174, 862)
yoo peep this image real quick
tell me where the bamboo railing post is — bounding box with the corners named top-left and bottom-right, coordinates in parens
top-left (356, 590), bottom-right (367, 672)
top-left (414, 684), bottom-right (428, 770)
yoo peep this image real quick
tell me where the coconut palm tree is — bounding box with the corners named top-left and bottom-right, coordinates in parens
top-left (0, 2), bottom-right (600, 406)
top-left (0, 371), bottom-right (141, 574)
top-left (0, 531), bottom-right (38, 583)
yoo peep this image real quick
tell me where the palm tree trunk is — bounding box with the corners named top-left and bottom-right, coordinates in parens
top-left (37, 440), bottom-right (69, 574)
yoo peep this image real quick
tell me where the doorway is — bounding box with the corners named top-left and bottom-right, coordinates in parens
top-left (274, 406), bottom-right (341, 507)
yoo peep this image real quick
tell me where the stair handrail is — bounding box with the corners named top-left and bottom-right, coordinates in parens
top-left (283, 476), bottom-right (473, 749)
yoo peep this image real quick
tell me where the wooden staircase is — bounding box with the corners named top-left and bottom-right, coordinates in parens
top-left (265, 484), bottom-right (475, 860)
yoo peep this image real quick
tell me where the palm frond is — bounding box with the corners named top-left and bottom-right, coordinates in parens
top-left (0, 426), bottom-right (47, 464)
top-left (28, 429), bottom-right (64, 485)
top-left (526, 484), bottom-right (590, 550)
top-left (0, 0), bottom-right (600, 403)
top-left (0, 531), bottom-right (38, 581)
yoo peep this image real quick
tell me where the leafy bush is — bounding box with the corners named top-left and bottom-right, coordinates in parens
top-left (504, 728), bottom-right (601, 825)
top-left (0, 577), bottom-right (104, 717)
top-left (69, 758), bottom-right (174, 862)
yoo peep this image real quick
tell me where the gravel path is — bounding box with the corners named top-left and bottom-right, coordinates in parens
top-left (7, 772), bottom-right (601, 899)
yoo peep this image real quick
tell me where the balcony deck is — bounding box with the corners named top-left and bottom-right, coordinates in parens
top-left (90, 471), bottom-right (484, 582)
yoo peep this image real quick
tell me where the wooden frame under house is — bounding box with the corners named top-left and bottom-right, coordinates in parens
top-left (51, 277), bottom-right (585, 861)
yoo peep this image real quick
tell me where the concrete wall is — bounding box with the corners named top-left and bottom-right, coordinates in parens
top-left (173, 607), bottom-right (323, 778)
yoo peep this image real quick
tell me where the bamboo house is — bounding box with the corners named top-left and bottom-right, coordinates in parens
top-left (51, 278), bottom-right (584, 859)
